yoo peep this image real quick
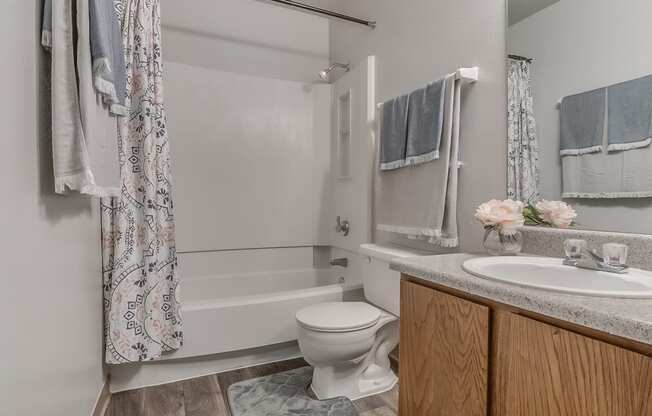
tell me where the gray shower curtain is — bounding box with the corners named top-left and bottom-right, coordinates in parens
top-left (507, 58), bottom-right (540, 202)
top-left (101, 0), bottom-right (183, 364)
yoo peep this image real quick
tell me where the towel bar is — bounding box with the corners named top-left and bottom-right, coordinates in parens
top-left (374, 68), bottom-right (476, 169)
top-left (376, 67), bottom-right (479, 110)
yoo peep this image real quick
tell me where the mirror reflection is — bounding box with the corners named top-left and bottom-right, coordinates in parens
top-left (506, 0), bottom-right (652, 234)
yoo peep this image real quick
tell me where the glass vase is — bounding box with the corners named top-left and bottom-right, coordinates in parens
top-left (483, 228), bottom-right (523, 256)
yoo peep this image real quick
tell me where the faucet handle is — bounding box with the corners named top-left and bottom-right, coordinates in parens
top-left (563, 239), bottom-right (587, 260)
top-left (335, 216), bottom-right (350, 236)
top-left (603, 243), bottom-right (628, 266)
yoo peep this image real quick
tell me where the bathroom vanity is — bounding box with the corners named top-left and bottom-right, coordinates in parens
top-left (394, 254), bottom-right (652, 416)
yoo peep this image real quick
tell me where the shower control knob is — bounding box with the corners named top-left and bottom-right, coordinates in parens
top-left (335, 216), bottom-right (350, 236)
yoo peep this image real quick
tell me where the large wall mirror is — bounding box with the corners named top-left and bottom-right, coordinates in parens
top-left (506, 0), bottom-right (652, 234)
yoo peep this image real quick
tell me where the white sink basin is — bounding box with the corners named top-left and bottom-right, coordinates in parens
top-left (462, 256), bottom-right (652, 299)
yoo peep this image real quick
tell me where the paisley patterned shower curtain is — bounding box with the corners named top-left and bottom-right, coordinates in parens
top-left (101, 0), bottom-right (183, 364)
top-left (507, 58), bottom-right (540, 202)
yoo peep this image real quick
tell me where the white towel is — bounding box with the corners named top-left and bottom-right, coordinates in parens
top-left (375, 74), bottom-right (461, 247)
top-left (77, 0), bottom-right (121, 196)
top-left (46, 0), bottom-right (120, 197)
top-left (562, 147), bottom-right (652, 199)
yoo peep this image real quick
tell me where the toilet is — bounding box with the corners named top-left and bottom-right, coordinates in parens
top-left (296, 243), bottom-right (432, 400)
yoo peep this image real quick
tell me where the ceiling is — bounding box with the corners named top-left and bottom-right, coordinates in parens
top-left (508, 0), bottom-right (560, 26)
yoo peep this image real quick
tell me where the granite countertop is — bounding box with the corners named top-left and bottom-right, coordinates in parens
top-left (390, 253), bottom-right (652, 346)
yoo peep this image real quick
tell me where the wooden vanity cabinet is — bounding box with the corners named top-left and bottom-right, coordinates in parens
top-left (399, 279), bottom-right (489, 416)
top-left (399, 277), bottom-right (652, 416)
top-left (492, 311), bottom-right (652, 416)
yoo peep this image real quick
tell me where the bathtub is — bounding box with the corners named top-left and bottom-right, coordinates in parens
top-left (165, 268), bottom-right (363, 360)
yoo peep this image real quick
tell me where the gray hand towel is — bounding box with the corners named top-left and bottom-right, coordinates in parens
top-left (560, 87), bottom-right (606, 156)
top-left (90, 0), bottom-right (128, 116)
top-left (376, 74), bottom-right (460, 247)
top-left (405, 78), bottom-right (446, 166)
top-left (607, 74), bottom-right (652, 152)
top-left (379, 94), bottom-right (409, 171)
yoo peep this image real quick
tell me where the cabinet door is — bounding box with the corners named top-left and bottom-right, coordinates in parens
top-left (399, 280), bottom-right (489, 416)
top-left (493, 311), bottom-right (652, 416)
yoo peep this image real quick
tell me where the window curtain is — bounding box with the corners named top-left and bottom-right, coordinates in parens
top-left (101, 0), bottom-right (183, 364)
top-left (507, 58), bottom-right (540, 202)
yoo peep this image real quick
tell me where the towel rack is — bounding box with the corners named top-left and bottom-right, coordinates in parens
top-left (375, 67), bottom-right (479, 110)
top-left (375, 67), bottom-right (478, 168)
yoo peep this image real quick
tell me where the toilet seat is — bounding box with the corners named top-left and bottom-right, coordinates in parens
top-left (296, 302), bottom-right (381, 333)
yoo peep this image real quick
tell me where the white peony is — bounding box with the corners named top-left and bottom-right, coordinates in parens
top-left (475, 199), bottom-right (525, 234)
top-left (535, 200), bottom-right (577, 229)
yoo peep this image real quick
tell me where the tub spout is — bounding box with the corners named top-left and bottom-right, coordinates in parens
top-left (330, 258), bottom-right (348, 268)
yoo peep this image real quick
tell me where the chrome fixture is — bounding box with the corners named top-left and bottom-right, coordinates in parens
top-left (335, 216), bottom-right (350, 236)
top-left (265, 0), bottom-right (376, 28)
top-left (508, 54), bottom-right (534, 63)
top-left (319, 63), bottom-right (350, 81)
top-left (563, 246), bottom-right (629, 274)
top-left (330, 258), bottom-right (348, 268)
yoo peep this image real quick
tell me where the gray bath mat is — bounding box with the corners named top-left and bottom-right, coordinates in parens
top-left (227, 366), bottom-right (358, 416)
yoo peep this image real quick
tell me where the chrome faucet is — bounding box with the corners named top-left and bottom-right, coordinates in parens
top-left (330, 258), bottom-right (348, 268)
top-left (563, 247), bottom-right (629, 274)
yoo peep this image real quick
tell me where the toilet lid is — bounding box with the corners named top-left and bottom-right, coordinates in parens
top-left (296, 302), bottom-right (382, 332)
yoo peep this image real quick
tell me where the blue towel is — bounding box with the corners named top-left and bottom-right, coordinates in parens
top-left (560, 87), bottom-right (606, 156)
top-left (607, 74), bottom-right (652, 152)
top-left (405, 78), bottom-right (446, 166)
top-left (379, 94), bottom-right (409, 171)
top-left (90, 0), bottom-right (127, 116)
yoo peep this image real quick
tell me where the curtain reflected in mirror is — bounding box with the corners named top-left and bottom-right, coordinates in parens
top-left (507, 56), bottom-right (540, 202)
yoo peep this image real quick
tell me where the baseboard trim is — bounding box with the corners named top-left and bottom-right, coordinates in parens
top-left (91, 380), bottom-right (111, 416)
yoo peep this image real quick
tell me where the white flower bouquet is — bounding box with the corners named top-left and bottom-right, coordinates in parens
top-left (523, 200), bottom-right (577, 229)
top-left (475, 198), bottom-right (577, 255)
top-left (474, 199), bottom-right (525, 236)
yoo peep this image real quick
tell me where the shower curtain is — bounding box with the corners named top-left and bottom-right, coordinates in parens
top-left (101, 0), bottom-right (182, 364)
top-left (507, 58), bottom-right (540, 202)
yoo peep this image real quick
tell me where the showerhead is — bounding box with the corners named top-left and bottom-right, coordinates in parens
top-left (318, 69), bottom-right (330, 81)
top-left (318, 63), bottom-right (350, 81)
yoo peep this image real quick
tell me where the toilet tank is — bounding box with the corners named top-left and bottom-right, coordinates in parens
top-left (358, 244), bottom-right (434, 316)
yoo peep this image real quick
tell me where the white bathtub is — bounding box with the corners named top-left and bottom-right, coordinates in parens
top-left (165, 268), bottom-right (363, 360)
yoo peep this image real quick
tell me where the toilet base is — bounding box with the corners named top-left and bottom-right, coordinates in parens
top-left (298, 307), bottom-right (400, 402)
top-left (310, 363), bottom-right (398, 401)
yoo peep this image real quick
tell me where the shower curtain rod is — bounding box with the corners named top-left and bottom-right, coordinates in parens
top-left (508, 54), bottom-right (534, 63)
top-left (265, 0), bottom-right (376, 28)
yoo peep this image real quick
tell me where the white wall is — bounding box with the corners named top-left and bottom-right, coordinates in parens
top-left (325, 0), bottom-right (508, 252)
top-left (508, 0), bottom-right (652, 234)
top-left (163, 0), bottom-right (333, 255)
top-left (508, 0), bottom-right (560, 25)
top-left (0, 1), bottom-right (105, 415)
top-left (161, 0), bottom-right (330, 83)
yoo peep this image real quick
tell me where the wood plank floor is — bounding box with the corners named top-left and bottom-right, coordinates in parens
top-left (108, 358), bottom-right (398, 416)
